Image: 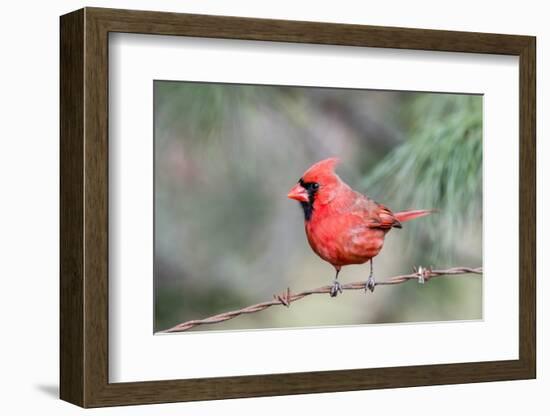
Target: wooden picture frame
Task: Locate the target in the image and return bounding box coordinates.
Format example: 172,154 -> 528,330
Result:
60,7 -> 536,408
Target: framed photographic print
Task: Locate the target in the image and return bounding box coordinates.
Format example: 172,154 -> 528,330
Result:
60,7 -> 536,408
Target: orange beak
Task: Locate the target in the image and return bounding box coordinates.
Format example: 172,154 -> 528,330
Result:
287,184 -> 309,202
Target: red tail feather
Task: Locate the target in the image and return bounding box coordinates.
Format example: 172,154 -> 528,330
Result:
394,209 -> 436,223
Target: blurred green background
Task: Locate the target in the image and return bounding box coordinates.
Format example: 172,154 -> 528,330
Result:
154,81 -> 482,333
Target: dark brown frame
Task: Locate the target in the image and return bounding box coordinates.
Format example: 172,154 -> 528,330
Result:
60,7 -> 536,408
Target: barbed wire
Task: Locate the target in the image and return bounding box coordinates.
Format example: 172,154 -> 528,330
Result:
160,266 -> 482,333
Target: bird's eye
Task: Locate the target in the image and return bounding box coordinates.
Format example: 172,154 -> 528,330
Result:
311,183 -> 320,190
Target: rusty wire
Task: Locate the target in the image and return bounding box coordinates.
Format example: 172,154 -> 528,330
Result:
160,266 -> 482,333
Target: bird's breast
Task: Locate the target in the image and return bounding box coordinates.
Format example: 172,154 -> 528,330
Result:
304,210 -> 387,267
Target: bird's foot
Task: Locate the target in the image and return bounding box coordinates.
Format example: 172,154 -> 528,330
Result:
365,275 -> 376,293
330,280 -> 343,297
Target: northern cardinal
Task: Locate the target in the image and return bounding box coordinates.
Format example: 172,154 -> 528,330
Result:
287,157 -> 434,296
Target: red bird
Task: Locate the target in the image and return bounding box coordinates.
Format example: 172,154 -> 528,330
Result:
287,158 -> 433,296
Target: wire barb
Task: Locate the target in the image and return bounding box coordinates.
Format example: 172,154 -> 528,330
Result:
413,265 -> 433,284
160,266 -> 482,333
274,287 -> 292,307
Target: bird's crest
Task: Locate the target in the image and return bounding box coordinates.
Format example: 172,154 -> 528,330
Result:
301,157 -> 340,183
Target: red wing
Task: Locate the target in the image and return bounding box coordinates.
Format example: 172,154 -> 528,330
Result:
370,204 -> 402,229
343,192 -> 401,230
358,201 -> 402,230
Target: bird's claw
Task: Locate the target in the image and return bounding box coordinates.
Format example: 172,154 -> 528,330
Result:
365,275 -> 376,293
330,280 -> 343,297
